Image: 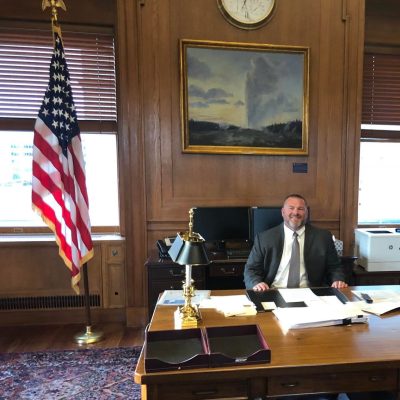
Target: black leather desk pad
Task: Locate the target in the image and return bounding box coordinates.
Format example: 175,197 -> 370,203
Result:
246,287 -> 349,312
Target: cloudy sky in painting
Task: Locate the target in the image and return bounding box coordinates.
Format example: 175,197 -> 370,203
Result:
186,46 -> 305,129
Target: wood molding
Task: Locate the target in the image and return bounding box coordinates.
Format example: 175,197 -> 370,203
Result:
116,0 -> 148,310
341,0 -> 365,255
0,308 -> 126,327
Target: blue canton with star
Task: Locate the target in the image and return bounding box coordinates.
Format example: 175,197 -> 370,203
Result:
38,31 -> 80,156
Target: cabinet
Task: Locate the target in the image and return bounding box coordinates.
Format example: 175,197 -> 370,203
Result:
145,254 -> 246,318
206,260 -> 245,290
101,242 -> 126,308
268,369 -> 397,396
353,265 -> 400,285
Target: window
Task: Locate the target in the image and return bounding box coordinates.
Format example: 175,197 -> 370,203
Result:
359,51 -> 400,225
0,131 -> 119,228
0,26 -> 119,232
359,141 -> 400,224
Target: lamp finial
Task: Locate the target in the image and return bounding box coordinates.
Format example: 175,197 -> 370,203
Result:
188,208 -> 194,237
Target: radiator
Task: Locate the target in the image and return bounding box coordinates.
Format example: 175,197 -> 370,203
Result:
0,294 -> 101,310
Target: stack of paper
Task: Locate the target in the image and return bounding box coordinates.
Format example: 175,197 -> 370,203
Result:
272,303 -> 368,330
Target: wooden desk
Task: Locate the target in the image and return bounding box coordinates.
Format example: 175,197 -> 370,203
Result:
135,286 -> 400,400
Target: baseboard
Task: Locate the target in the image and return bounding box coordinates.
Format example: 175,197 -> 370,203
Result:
0,307 -> 126,326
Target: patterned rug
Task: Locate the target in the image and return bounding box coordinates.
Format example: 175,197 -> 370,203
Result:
0,347 -> 142,399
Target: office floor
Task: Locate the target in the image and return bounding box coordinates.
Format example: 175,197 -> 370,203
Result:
0,322 -> 144,353
1,324 -> 396,400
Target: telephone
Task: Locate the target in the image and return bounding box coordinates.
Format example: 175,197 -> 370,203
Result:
156,237 -> 176,259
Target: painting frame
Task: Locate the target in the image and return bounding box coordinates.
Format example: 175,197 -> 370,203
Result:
180,39 -> 309,156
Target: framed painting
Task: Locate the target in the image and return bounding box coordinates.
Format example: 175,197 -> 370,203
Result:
180,39 -> 309,155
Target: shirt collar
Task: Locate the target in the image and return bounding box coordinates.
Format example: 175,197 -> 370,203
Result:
283,223 -> 305,238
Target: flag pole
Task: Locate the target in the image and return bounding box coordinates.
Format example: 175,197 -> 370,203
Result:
39,0 -> 103,345
74,263 -> 104,345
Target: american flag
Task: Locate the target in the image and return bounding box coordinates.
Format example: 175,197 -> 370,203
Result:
32,25 -> 94,294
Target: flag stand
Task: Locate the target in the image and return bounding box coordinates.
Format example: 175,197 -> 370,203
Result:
74,263 -> 103,345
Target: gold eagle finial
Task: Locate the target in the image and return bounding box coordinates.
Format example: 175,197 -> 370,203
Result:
42,0 -> 67,24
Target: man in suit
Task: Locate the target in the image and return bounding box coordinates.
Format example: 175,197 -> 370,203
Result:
244,194 -> 348,400
244,193 -> 347,291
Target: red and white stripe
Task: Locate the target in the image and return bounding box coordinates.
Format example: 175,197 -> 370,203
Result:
32,117 -> 93,294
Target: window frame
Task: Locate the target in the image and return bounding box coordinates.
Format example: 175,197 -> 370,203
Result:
359,46 -> 400,227
0,22 -> 119,234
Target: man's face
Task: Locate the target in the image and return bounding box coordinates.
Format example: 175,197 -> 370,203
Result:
281,197 -> 308,231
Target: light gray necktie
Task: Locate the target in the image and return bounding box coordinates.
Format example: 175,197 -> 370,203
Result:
287,232 -> 300,288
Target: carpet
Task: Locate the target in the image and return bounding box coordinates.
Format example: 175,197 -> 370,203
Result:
0,347 -> 142,400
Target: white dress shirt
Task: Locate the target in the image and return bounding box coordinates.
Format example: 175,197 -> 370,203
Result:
271,224 -> 309,288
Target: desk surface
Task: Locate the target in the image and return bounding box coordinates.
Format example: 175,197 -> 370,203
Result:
135,286 -> 400,400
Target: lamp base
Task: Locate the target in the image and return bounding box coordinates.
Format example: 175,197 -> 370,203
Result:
174,307 -> 201,329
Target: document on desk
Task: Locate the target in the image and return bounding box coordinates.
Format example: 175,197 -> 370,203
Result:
279,288 -> 323,305
200,295 -> 257,317
279,288 -> 347,306
352,289 -> 400,316
361,301 -> 400,316
272,303 -> 368,330
157,290 -> 211,306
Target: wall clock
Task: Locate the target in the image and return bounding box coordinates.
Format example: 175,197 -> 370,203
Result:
217,0 -> 276,29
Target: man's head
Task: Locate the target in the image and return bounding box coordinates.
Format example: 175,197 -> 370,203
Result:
281,194 -> 308,231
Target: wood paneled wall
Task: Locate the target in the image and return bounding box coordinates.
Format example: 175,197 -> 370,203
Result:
116,0 -> 365,325
365,0 -> 400,46
1,0 -> 370,327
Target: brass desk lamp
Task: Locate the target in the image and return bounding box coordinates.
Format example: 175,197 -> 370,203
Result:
168,208 -> 210,328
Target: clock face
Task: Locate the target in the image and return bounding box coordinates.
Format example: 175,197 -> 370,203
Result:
218,0 -> 276,28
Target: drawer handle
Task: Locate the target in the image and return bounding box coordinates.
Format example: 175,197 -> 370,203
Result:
111,249 -> 119,256
369,376 -> 384,382
221,267 -> 236,275
281,382 -> 299,388
192,389 -> 218,396
169,269 -> 184,277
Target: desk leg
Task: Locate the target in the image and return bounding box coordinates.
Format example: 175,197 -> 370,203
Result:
141,384 -> 153,400
141,385 -> 163,400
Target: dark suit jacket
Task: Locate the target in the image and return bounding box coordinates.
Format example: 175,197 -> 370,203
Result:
244,223 -> 345,289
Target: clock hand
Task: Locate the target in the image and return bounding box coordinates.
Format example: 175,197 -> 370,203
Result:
241,0 -> 249,19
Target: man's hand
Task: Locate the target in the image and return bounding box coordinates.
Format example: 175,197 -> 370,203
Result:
331,280 -> 348,289
253,282 -> 270,291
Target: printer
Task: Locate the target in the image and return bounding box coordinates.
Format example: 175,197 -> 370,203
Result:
355,228 -> 400,271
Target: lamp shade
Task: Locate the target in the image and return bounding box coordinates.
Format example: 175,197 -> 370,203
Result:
168,233 -> 210,266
